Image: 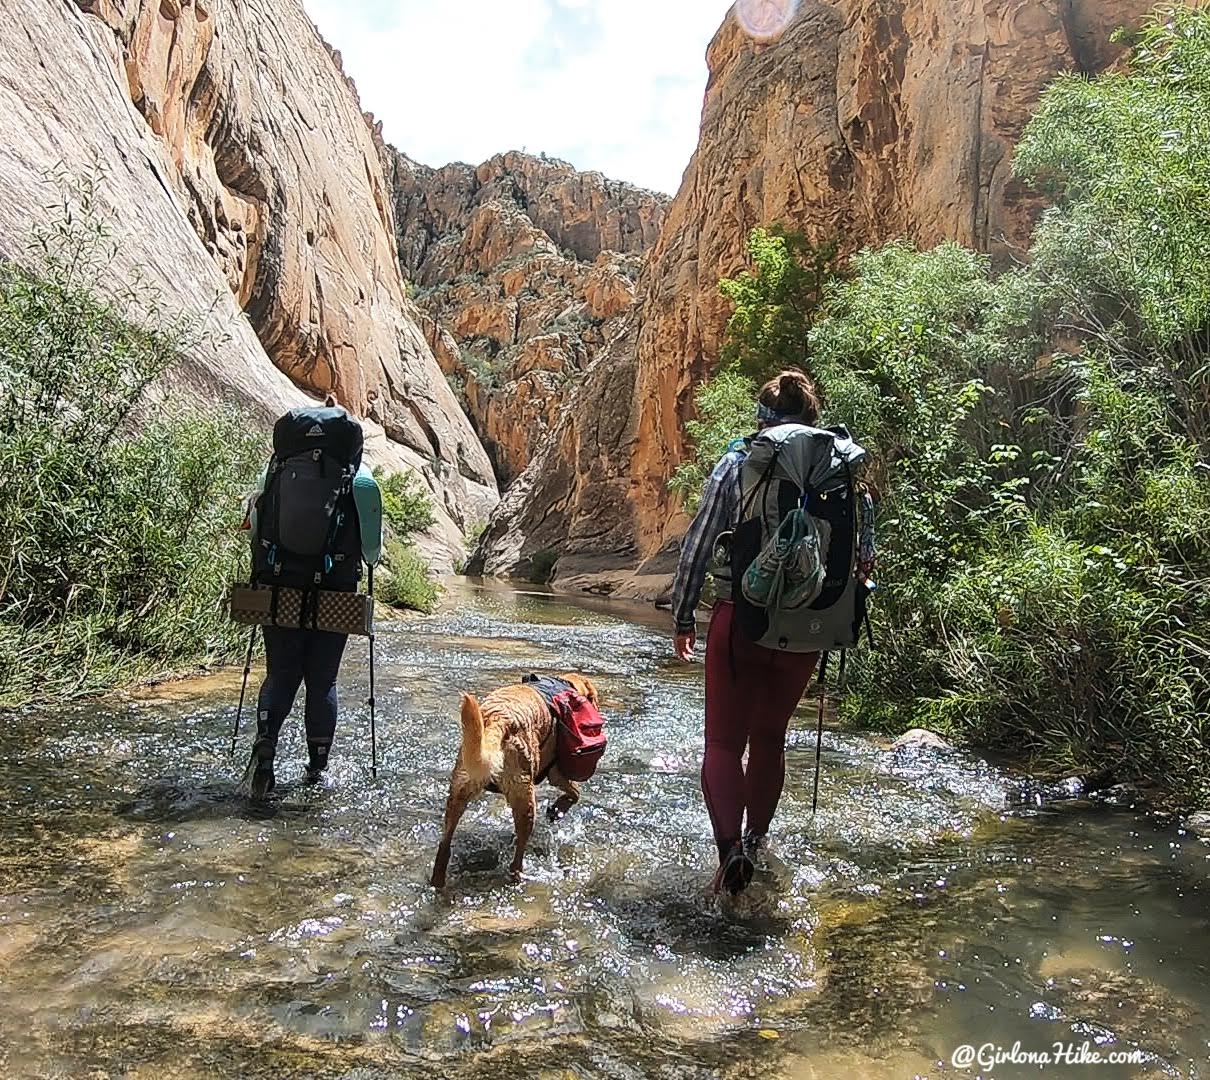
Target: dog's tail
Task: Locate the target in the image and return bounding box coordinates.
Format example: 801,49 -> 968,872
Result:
458,693 -> 492,780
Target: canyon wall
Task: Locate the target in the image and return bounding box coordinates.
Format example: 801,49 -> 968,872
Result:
474,0 -> 1167,593
0,0 -> 497,562
385,151 -> 666,489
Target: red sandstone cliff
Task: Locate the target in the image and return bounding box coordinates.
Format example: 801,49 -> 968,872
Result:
473,0 -> 1167,591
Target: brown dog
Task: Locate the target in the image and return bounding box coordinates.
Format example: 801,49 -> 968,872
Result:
430,673 -> 599,888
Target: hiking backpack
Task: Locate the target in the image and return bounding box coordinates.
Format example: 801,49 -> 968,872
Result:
724,424 -> 871,653
253,406 -> 365,591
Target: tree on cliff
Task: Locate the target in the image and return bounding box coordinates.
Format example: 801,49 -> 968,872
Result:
671,227 -> 839,508
718,226 -> 837,381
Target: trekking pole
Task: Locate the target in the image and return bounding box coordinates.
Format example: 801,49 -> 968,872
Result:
368,564 -> 378,779
230,625 -> 257,757
811,651 -> 829,815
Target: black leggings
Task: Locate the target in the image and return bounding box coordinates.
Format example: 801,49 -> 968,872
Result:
255,626 -> 349,757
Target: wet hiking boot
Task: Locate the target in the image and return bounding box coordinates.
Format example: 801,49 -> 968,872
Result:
712,840 -> 755,897
242,739 -> 276,800
304,742 -> 330,785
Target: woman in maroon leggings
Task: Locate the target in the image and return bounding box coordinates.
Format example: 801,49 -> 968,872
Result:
671,370 -> 825,896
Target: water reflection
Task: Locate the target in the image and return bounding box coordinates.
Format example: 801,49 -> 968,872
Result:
0,580 -> 1206,1077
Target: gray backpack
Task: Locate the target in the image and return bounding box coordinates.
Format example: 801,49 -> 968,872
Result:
721,424 -> 870,653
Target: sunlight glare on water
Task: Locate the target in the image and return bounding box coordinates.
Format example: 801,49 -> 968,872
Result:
0,579 -> 1207,1077
734,0 -> 800,42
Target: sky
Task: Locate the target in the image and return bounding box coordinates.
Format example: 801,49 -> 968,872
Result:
301,0 -> 737,196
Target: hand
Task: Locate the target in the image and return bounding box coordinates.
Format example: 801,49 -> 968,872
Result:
674,630 -> 697,662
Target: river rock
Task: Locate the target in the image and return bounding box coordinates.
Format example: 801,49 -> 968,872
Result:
891,729 -> 953,753
477,0 -> 1178,591
1185,811 -> 1210,840
0,0 -> 497,565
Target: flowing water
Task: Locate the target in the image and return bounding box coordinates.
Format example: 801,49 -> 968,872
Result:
1,580 -> 1208,1079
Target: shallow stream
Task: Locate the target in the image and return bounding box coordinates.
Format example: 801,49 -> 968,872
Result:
1,581 -> 1207,1078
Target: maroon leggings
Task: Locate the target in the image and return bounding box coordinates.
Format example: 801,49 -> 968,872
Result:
702,601 -> 819,853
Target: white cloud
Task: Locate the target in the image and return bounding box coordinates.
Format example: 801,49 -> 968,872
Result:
301,0 -> 734,195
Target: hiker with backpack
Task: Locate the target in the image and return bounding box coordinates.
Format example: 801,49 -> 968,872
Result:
671,370 -> 875,895
239,397 -> 383,798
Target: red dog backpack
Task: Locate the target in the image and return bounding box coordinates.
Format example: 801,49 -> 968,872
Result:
550,687 -> 607,781
522,675 -> 607,782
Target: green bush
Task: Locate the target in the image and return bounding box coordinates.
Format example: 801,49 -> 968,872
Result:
816,11 -> 1210,800
0,187 -> 262,706
718,226 -> 837,381
374,466 -> 436,537
668,368 -> 756,511
670,227 -> 840,514
378,538 -> 440,614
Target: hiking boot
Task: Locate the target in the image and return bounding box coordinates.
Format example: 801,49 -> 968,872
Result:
712,841 -> 755,897
304,742 -> 330,785
250,758 -> 276,799
242,737 -> 276,800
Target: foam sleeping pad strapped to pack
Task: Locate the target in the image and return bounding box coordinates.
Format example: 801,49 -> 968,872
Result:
229,583 -> 374,637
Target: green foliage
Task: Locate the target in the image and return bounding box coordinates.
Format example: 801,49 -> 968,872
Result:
718,226 -> 838,381
373,466 -> 436,537
814,12 -> 1210,800
670,228 -> 840,512
461,348 -> 497,389
0,184 -> 262,706
1013,7 -> 1210,350
464,519 -> 487,547
669,369 -> 756,511
378,538 -> 441,614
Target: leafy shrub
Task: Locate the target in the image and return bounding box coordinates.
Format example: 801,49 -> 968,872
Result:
816,12 -> 1210,800
0,184 -> 262,705
377,538 -> 441,614
374,466 -> 436,537
669,227 -> 840,513
668,369 -> 757,511
718,226 -> 837,381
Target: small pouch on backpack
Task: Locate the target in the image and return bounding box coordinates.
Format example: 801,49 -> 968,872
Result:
741,509 -> 824,611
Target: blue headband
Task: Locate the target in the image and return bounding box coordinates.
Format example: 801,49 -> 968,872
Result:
757,403 -> 800,425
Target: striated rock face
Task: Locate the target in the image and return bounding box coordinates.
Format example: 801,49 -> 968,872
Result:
0,0 -> 496,564
385,151 -> 667,488
476,0 -> 1165,591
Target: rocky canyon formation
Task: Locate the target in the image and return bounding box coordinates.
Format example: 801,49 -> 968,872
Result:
0,0 -> 496,563
474,0 -> 1172,594
385,151 -> 667,488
